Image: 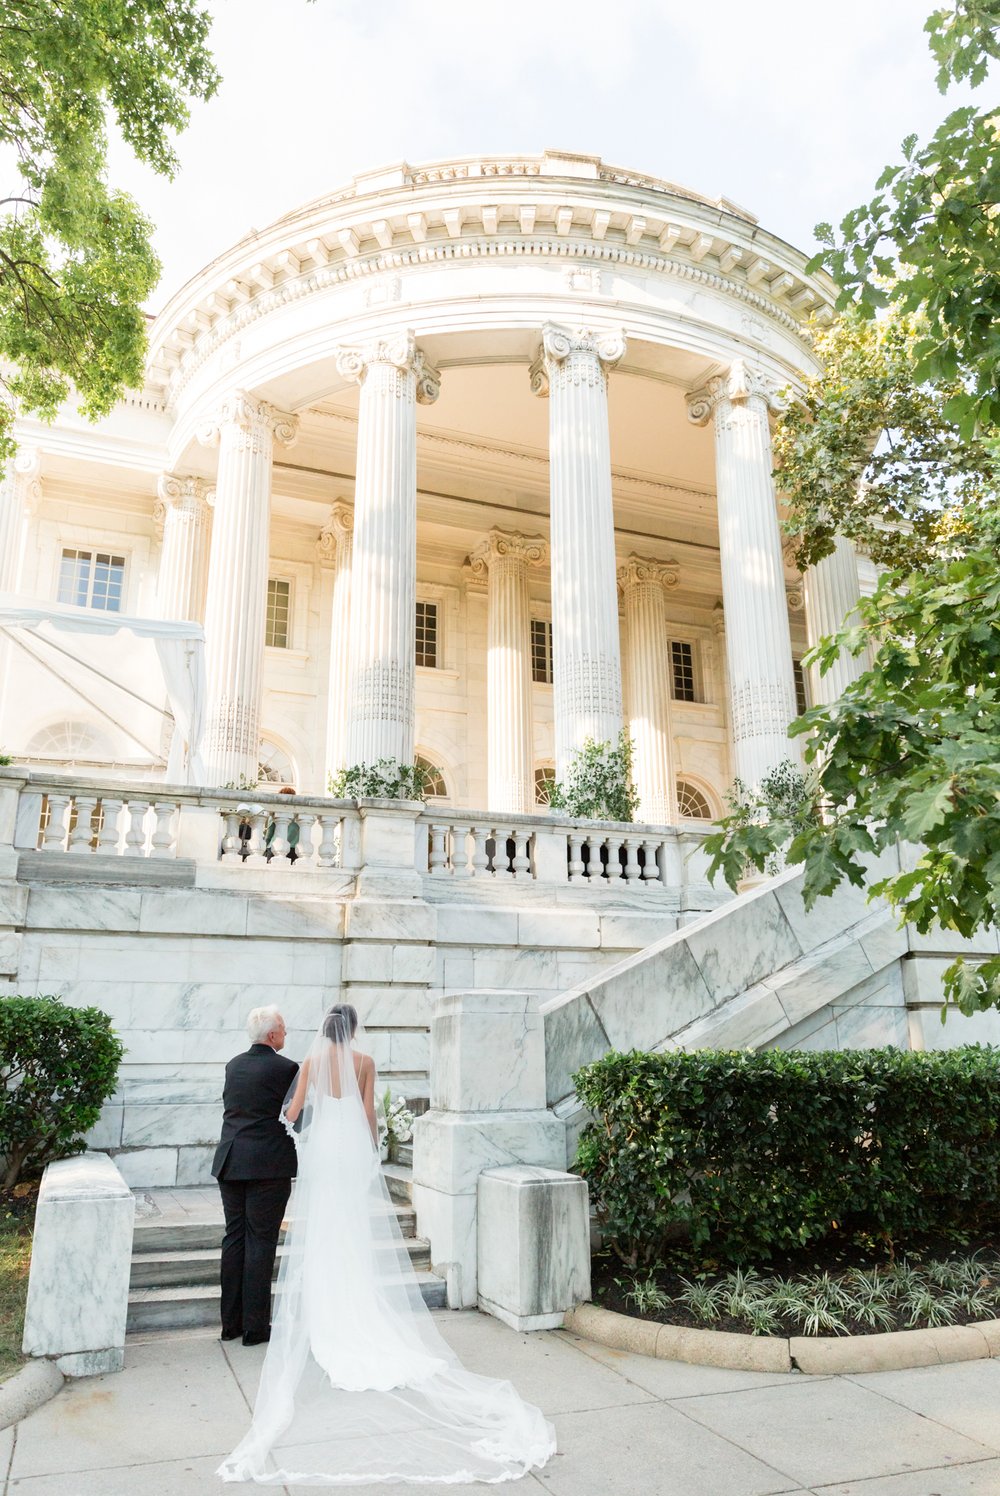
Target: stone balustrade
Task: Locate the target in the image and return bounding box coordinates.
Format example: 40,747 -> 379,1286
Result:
0,767 -> 713,895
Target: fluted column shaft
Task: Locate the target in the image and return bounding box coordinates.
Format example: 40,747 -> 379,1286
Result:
197,392 -> 298,786
688,361 -> 797,790
619,556 -> 679,824
0,448 -> 41,743
318,500 -> 354,783
154,474 -> 213,622
471,530 -> 546,814
531,324 -> 625,777
802,534 -> 870,706
337,333 -> 439,768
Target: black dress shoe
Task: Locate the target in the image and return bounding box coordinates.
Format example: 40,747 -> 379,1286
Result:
242,1329 -> 270,1346
220,1329 -> 242,1342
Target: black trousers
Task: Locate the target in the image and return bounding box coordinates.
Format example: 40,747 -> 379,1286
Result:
217,1175 -> 292,1337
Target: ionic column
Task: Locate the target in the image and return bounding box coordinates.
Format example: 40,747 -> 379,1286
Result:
530,324 -> 625,777
197,392 -> 298,786
154,474 -> 213,621
687,361 -> 798,790
336,333 -> 439,768
317,499 -> 354,785
470,529 -> 547,815
802,535 -> 870,706
618,555 -> 680,825
0,447 -> 41,596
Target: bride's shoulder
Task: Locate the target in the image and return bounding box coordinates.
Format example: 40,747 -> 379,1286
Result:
354,1049 -> 374,1074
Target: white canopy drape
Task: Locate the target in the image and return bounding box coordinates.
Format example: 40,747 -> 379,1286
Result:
0,595 -> 207,784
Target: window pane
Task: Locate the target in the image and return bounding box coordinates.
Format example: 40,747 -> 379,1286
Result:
266,578 -> 291,648
58,549 -> 92,608
531,619 -> 553,684
793,659 -> 808,717
677,780 -> 713,819
415,601 -> 438,668
670,640 -> 696,702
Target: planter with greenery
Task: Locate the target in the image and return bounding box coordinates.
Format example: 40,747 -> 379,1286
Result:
549,734 -> 638,823
328,760 -> 429,802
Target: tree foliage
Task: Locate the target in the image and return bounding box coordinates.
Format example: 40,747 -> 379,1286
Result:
0,994 -> 124,1187
814,2 -> 1000,435
0,0 -> 219,468
550,733 -> 638,823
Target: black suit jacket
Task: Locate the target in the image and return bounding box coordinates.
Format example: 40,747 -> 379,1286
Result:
212,1044 -> 299,1182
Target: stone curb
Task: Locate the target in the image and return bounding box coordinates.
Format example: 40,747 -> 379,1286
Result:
562,1304 -> 1000,1376
0,1359 -> 64,1431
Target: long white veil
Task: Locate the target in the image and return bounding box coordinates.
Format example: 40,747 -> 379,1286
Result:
218,1005 -> 556,1485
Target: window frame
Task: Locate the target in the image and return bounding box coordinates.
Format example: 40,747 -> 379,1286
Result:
668,636 -> 701,704
56,547 -> 128,613
415,598 -> 440,670
530,618 -> 554,686
265,575 -> 294,650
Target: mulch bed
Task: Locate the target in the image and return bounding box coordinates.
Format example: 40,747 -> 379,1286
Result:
0,1182 -> 37,1379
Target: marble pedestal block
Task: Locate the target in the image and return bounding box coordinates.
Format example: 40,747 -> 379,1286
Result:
478,1165 -> 591,1331
413,990 -> 567,1308
23,1152 -> 135,1375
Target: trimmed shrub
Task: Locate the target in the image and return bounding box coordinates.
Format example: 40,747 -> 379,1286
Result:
0,995 -> 124,1187
573,1047 -> 1000,1267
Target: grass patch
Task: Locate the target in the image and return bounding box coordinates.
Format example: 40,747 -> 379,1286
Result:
0,1184 -> 36,1379
597,1249 -> 1000,1338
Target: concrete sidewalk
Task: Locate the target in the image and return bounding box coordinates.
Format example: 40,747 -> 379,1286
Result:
2,1312 -> 1000,1495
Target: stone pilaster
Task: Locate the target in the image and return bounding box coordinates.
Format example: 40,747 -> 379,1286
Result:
197,392 -> 298,787
470,529 -> 547,815
802,535 -> 870,706
0,447 -> 41,595
317,499 -> 354,785
530,324 -> 625,777
618,555 -> 679,824
336,332 -> 439,768
687,361 -> 797,790
153,474 -> 214,622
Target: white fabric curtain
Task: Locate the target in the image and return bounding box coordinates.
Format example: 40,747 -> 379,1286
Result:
0,594 -> 207,784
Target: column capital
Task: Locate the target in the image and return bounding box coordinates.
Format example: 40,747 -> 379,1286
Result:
529,323 -> 626,397
196,391 -> 299,453
316,499 -> 354,564
617,553 -> 679,593
469,528 -> 547,578
7,445 -> 43,515
686,358 -> 785,426
335,331 -> 440,404
154,473 -> 214,537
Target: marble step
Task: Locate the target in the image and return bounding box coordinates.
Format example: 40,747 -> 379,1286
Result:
392,1142 -> 414,1168
132,1203 -> 416,1254
382,1163 -> 413,1206
127,1271 -> 448,1334
131,1235 -> 431,1289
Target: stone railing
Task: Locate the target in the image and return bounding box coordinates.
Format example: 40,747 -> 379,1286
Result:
0,768 -> 714,896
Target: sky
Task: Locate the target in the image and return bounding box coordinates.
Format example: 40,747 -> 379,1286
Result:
105,0 -> 961,313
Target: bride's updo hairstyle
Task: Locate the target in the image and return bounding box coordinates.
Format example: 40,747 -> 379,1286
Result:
323,1004 -> 358,1044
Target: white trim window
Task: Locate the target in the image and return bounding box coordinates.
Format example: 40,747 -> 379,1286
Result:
530,619 -> 553,685
57,549 -> 126,612
415,600 -> 438,668
792,658 -> 809,717
265,578 -> 292,648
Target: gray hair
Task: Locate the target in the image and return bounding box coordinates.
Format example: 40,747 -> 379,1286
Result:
247,1005 -> 283,1044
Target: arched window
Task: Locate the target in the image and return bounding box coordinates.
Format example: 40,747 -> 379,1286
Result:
676,780 -> 715,820
415,755 -> 448,801
534,764 -> 556,807
27,721 -> 113,761
258,738 -> 296,787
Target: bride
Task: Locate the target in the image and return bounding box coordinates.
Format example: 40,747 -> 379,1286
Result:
218,1004 -> 556,1485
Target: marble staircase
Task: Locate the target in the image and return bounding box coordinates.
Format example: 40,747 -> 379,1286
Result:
126,1174 -> 443,1335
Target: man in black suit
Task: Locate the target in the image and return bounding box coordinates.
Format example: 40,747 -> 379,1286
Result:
213,1005 -> 298,1345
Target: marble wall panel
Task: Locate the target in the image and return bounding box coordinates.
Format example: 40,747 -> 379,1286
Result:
139,889 -> 248,937
345,901 -> 436,942
478,1167 -> 590,1329
772,869 -> 877,954
599,912 -> 678,949
120,1030 -> 187,1064
517,910 -> 600,949
411,1182 -> 478,1308
679,984 -> 788,1052
0,883 -> 27,925
907,1001 -> 1000,1051
244,898 -> 345,940
114,1146 -> 178,1187
431,993 -> 545,1113
176,1145 -> 217,1186
770,1006 -> 840,1052
345,986 -> 432,1027
26,886 -> 142,932
434,907 -> 518,946
906,923 -> 1000,956
542,994 -> 611,1107
391,945 -> 436,984
832,962 -> 905,1012
764,938 -> 875,1028
472,948 -> 560,991
122,1103 -> 221,1148
0,931 -> 19,975
414,1111 -> 566,1199
85,1105 -> 123,1150
684,891 -> 801,1002
442,953 -> 475,989
858,913 -> 909,973
588,939 -> 715,1052
833,1003 -> 909,1049
389,1030 -> 430,1070
342,944 -> 394,982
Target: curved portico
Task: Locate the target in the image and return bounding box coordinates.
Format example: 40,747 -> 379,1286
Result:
2,151 -> 867,815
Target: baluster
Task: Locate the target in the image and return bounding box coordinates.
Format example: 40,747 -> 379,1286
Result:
97,798 -> 124,854
567,833 -> 585,883
294,812 -> 317,866
243,811 -> 267,866
640,837 -> 662,885
123,800 -> 150,857
512,830 -> 532,877
148,802 -> 177,859
452,826 -> 473,877
429,824 -> 449,875
67,796 -> 98,853
268,809 -> 291,862
317,813 -> 339,868
220,810 -> 242,861
623,835 -> 642,882
471,826 -> 491,877
40,794 -> 71,852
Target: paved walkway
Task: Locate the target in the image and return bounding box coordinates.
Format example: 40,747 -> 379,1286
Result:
2,1313 -> 1000,1495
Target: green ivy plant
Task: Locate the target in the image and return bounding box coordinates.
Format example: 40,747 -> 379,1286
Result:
0,752 -> 11,767
0,995 -> 124,1187
707,760 -> 823,882
328,759 -> 429,802
550,733 -> 638,823
222,775 -> 260,792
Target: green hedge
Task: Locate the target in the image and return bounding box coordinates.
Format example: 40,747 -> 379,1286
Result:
572,1047 -> 1000,1267
0,995 -> 123,1187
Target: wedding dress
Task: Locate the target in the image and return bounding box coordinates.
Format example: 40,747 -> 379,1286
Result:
218,1009 -> 556,1485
